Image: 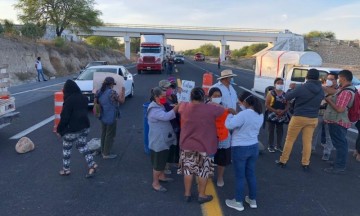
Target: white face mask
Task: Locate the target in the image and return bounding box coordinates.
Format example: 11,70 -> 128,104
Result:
211,97 -> 222,104
337,79 -> 341,87
325,79 -> 333,87
239,105 -> 246,110
275,84 -> 284,90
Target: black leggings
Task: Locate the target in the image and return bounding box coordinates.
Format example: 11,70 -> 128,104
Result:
268,121 -> 284,148
356,121 -> 360,154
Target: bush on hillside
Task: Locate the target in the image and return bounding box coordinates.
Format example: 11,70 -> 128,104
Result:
231,43 -> 267,58
20,23 -> 46,40
85,36 -> 120,50
54,37 -> 66,48
305,31 -> 336,40
0,23 -> 4,35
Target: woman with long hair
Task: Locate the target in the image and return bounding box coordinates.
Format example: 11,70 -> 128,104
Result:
225,91 -> 263,212
265,78 -> 289,153
94,77 -> 125,159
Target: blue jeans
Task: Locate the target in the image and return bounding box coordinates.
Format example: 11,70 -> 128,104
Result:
37,69 -> 46,81
328,123 -> 348,169
232,144 -> 258,202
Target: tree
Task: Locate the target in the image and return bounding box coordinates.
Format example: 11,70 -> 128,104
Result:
0,23 -> 4,35
15,0 -> 103,37
85,36 -> 120,49
305,31 -> 336,40
3,19 -> 18,35
20,22 -> 46,39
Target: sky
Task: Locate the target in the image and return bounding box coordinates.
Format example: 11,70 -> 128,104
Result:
1,0 -> 360,51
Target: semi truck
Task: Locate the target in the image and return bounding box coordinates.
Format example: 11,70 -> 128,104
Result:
0,65 -> 19,129
252,51 -> 345,93
137,35 -> 166,74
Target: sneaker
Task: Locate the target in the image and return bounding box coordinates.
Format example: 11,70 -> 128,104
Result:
225,199 -> 244,211
245,196 -> 257,208
322,154 -> 330,161
274,147 -> 283,153
217,180 -> 224,187
324,167 -> 345,175
268,147 -> 275,153
102,154 -> 117,159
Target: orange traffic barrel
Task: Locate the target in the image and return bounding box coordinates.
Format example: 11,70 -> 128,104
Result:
202,72 -> 213,96
54,91 -> 64,132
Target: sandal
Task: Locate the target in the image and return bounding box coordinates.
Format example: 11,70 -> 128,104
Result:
85,163 -> 98,178
59,169 -> 71,176
152,185 -> 167,192
159,177 -> 174,183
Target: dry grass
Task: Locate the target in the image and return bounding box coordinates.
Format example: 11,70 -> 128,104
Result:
49,56 -> 66,76
14,72 -> 34,81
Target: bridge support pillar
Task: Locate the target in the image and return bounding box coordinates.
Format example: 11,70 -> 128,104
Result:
124,36 -> 131,60
220,39 -> 226,62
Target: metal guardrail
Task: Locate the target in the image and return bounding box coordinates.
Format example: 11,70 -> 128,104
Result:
102,23 -> 285,34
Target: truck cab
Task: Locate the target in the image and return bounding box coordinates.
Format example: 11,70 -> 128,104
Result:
137,35 -> 165,74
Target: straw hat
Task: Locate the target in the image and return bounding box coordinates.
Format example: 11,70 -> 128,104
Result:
217,69 -> 237,80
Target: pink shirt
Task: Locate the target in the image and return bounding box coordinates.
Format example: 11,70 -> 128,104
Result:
179,102 -> 225,155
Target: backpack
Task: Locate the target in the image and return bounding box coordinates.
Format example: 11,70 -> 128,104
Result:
339,87 -> 360,122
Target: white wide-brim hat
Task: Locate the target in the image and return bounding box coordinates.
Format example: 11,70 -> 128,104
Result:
217,69 -> 237,80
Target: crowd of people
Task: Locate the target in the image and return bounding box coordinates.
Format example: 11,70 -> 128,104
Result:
55,67 -> 360,212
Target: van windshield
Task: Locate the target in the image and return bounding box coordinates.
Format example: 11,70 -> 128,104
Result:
77,68 -> 117,80
141,47 -> 161,53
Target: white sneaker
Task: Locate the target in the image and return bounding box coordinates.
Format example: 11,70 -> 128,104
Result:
245,196 -> 257,208
225,199 -> 244,211
217,180 -> 224,187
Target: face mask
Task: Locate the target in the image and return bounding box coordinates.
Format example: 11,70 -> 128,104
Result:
325,79 -> 333,87
275,84 -> 284,90
211,97 -> 221,104
239,105 -> 246,111
337,79 -> 341,87
159,97 -> 167,105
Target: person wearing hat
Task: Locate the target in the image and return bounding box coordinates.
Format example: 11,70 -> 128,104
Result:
276,68 -> 324,171
211,70 -> 238,110
94,77 -> 125,159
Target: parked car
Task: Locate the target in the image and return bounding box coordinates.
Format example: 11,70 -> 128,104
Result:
74,65 -> 134,106
174,55 -> 185,64
194,53 -> 205,61
78,61 -> 108,74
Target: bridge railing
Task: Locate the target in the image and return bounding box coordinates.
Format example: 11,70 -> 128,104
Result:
102,23 -> 285,34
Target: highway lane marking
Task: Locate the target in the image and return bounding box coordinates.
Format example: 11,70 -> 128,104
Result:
11,83 -> 65,96
201,179 -> 223,216
10,115 -> 55,140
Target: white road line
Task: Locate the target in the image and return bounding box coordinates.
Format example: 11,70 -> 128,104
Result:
10,115 -> 55,139
12,83 -> 65,96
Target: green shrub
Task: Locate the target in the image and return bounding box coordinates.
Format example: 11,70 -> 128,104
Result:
54,37 -> 66,47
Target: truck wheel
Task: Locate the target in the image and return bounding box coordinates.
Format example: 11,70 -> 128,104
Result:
137,70 -> 141,74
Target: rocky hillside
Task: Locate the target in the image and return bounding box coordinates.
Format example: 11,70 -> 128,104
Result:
308,42 -> 360,75
0,36 -> 129,85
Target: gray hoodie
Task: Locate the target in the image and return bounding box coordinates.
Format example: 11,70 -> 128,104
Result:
285,80 -> 324,118
147,101 -> 176,152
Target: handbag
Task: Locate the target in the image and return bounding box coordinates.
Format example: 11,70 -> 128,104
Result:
267,111 -> 290,123
93,103 -> 101,118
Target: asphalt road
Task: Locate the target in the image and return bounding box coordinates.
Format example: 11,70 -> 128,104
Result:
1,59 -> 359,216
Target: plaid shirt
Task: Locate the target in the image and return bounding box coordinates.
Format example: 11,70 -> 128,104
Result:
326,89 -> 353,128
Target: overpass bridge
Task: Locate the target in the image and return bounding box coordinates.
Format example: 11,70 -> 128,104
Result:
78,24 -> 304,60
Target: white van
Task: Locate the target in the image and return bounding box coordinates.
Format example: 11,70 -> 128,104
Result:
252,51 -> 360,93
